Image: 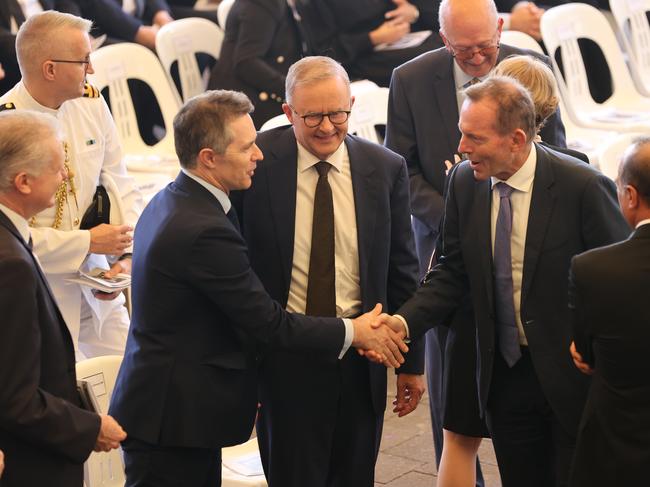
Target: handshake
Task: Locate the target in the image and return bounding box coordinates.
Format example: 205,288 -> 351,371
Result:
351,304 -> 409,368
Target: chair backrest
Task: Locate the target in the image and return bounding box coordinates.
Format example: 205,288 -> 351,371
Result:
597,131 -> 640,180
218,0 -> 235,29
348,87 -> 389,144
541,4 -> 644,112
260,113 -> 291,131
609,0 -> 650,95
499,30 -> 544,54
76,355 -> 125,487
89,43 -> 181,156
156,17 -> 224,102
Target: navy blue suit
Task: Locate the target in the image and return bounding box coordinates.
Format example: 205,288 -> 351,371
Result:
235,128 -> 421,486
109,172 -> 349,486
0,211 -> 99,487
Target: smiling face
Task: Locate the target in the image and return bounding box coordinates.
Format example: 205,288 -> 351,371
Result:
457,98 -> 520,181
51,27 -> 94,101
215,114 -> 263,193
284,76 -> 353,161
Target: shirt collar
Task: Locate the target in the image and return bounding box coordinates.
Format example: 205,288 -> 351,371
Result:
453,62 -> 489,91
296,139 -> 347,174
181,168 -> 231,214
636,218 -> 650,229
0,202 -> 31,245
15,80 -> 61,115
491,144 -> 537,193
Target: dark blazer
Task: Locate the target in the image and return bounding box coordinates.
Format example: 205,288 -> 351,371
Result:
237,127 -> 422,410
109,172 -> 347,449
208,0 -> 302,128
80,0 -> 171,42
0,0 -> 80,94
396,143 -> 630,436
385,44 -> 567,267
295,0 -> 443,86
568,223 -> 650,487
0,211 -> 100,487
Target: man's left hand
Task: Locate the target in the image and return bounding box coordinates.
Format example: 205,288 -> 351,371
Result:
93,258 -> 131,301
394,373 -> 425,417
570,341 -> 594,375
385,0 -> 419,25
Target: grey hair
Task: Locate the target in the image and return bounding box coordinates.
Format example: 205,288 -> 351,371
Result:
16,11 -> 92,75
0,110 -> 62,192
173,90 -> 254,169
285,56 -> 350,105
439,0 -> 498,37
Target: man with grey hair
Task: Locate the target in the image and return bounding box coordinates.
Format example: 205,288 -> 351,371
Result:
109,89 -> 409,487
0,110 -> 126,487
384,0 -> 567,480
377,75 -> 629,486
0,10 -> 143,360
236,56 -> 422,487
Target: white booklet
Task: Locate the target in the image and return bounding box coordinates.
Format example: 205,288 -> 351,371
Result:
375,30 -> 432,51
67,268 -> 131,293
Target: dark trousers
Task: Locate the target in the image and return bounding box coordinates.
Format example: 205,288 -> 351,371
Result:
123,436 -> 222,487
257,351 -> 382,487
487,349 -> 575,487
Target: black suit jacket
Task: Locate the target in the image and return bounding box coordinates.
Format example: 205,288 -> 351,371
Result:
208,0 -> 302,128
0,211 -> 100,487
109,172 -> 347,449
569,223 -> 650,486
385,44 -> 567,268
235,128 -> 422,416
79,0 -> 171,42
396,144 -> 630,435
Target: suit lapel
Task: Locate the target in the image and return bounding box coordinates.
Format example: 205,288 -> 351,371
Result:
433,55 -> 462,155
521,144 -> 556,302
265,129 -> 299,290
346,136 -> 376,304
473,179 -> 494,307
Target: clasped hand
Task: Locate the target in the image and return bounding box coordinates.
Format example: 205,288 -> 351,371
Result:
352,304 -> 408,368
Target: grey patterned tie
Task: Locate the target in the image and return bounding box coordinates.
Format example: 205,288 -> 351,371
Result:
493,182 -> 521,367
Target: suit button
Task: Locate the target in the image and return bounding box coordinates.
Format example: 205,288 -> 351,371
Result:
259,91 -> 269,101
276,55 -> 285,64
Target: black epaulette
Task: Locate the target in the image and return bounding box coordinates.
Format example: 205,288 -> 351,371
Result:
0,102 -> 16,112
82,83 -> 100,99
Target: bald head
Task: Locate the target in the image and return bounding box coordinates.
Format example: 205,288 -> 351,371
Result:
620,138 -> 650,208
439,0 -> 499,38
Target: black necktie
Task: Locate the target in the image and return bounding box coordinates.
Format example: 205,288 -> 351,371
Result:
27,235 -> 33,250
305,161 -> 336,317
226,208 -> 240,233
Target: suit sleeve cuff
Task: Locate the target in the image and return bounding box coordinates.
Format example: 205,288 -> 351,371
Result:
339,318 -> 354,359
394,314 -> 411,342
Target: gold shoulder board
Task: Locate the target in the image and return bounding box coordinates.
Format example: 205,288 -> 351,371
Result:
82,83 -> 100,99
0,102 -> 16,111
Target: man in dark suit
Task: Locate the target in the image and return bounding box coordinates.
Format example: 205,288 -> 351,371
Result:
108,89 -> 409,487
377,76 -> 630,486
0,110 -> 126,487
0,0 -> 80,94
384,0 -> 566,477
568,138 -> 650,487
235,56 -> 423,487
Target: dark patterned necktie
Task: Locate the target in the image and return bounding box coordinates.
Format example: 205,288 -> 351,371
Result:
226,208 -> 240,233
305,161 -> 336,317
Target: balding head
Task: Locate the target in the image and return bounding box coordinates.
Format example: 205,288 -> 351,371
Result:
16,11 -> 91,77
439,0 -> 502,78
618,138 -> 650,226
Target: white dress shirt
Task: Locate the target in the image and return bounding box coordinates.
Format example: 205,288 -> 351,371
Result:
453,62 -> 489,116
490,145 -> 537,345
183,168 -> 354,357
636,218 -> 650,229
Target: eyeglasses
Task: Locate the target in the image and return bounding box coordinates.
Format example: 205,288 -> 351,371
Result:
290,105 -> 351,128
445,29 -> 501,61
51,58 -> 92,69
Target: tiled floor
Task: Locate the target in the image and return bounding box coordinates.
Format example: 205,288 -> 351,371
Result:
375,374 -> 502,487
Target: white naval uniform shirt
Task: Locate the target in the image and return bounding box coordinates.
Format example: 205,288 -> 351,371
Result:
0,81 -> 144,349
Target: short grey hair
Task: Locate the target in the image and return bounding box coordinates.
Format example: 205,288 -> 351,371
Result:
439,0 -> 498,37
0,110 -> 62,192
16,11 -> 92,76
285,56 -> 350,105
464,76 -> 537,142
173,90 -> 254,169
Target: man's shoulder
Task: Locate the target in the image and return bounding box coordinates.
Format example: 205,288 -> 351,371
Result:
536,143 -> 601,183
256,125 -> 293,149
393,47 -> 450,81
347,134 -> 403,165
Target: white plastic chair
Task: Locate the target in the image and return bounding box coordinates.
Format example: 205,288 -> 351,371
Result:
76,355 -> 125,487
260,113 -> 291,131
500,30 -> 544,53
156,17 -> 224,102
89,43 -> 182,157
597,132 -> 641,181
222,438 -> 268,487
609,0 -> 650,96
541,3 -> 650,132
217,0 -> 235,29
348,86 -> 389,144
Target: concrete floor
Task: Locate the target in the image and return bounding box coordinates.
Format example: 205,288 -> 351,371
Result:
375,373 -> 502,487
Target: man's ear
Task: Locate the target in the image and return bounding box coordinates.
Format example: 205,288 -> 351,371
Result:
42,60 -> 56,82
282,103 -> 294,125
511,128 -> 528,152
13,172 -> 32,195
197,147 -> 218,169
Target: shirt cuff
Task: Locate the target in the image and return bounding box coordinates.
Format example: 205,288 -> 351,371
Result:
393,314 -> 411,342
500,13 -> 511,30
339,318 -> 354,359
